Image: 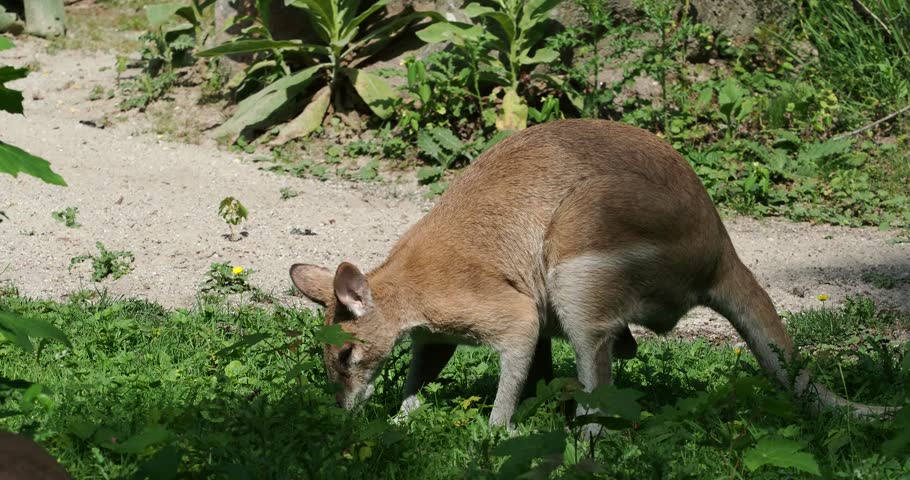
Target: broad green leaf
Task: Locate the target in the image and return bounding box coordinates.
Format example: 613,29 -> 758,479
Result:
492,430 -> 566,479
463,3 -> 496,18
314,323 -> 358,346
344,68 -> 396,119
286,0 -> 335,44
519,48 -> 558,65
430,127 -> 464,152
144,3 -> 183,29
718,78 -> 745,115
0,142 -> 66,185
214,332 -> 270,358
346,11 -> 443,61
743,437 -> 821,476
197,39 -> 328,57
799,138 -> 854,163
19,383 -> 53,412
573,384 -> 644,422
345,0 -> 389,34
256,0 -> 273,30
513,378 -> 583,424
415,21 -> 484,44
225,59 -> 277,90
132,444 -> 180,480
417,129 -> 445,163
495,88 -> 527,131
273,85 -> 331,144
0,65 -> 28,114
464,3 -> 515,44
524,0 -> 562,25
107,425 -> 172,454
0,310 -> 71,353
214,63 -> 328,143
0,37 -> 13,51
416,166 -> 443,183
883,407 -> 910,456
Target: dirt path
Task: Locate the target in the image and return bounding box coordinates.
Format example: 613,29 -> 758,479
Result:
2,40 -> 908,344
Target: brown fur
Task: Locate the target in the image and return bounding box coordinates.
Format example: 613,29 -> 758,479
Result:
290,119 -> 890,426
0,432 -> 70,480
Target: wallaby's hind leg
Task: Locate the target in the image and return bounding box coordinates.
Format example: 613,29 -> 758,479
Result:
613,326 -> 637,359
522,337 -> 554,399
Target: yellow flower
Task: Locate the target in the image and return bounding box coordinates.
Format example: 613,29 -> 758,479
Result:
733,348 -> 742,355
817,294 -> 829,302
232,266 -> 244,275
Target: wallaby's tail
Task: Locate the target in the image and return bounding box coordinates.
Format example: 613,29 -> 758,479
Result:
705,248 -> 894,419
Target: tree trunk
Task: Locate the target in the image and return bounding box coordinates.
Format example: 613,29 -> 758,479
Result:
24,0 -> 65,38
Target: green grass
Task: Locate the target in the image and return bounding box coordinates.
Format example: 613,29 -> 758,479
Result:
1,291 -> 909,478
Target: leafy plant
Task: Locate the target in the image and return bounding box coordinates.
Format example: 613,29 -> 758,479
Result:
119,1 -> 215,111
200,262 -> 254,294
415,127 -> 511,195
545,0 -> 630,118
69,242 -> 135,282
0,38 -> 66,186
416,0 -> 561,131
218,196 -> 248,241
141,1 -> 214,77
51,207 -> 81,228
279,187 -> 298,200
197,0 -> 442,144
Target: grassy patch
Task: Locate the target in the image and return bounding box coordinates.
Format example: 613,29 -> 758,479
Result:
0,292 -> 908,478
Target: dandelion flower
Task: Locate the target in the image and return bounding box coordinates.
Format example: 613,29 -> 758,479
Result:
232,266 -> 244,275
734,348 -> 742,355
817,294 -> 829,302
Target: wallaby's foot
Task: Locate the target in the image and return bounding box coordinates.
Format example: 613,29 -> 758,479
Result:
391,395 -> 422,425
613,326 -> 638,360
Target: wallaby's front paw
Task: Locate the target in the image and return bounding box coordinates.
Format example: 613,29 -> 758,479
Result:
391,395 -> 422,425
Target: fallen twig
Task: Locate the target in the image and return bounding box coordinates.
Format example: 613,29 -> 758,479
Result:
852,0 -> 894,39
832,105 -> 910,140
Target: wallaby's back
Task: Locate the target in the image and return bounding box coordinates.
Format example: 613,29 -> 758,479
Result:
379,119 -> 723,301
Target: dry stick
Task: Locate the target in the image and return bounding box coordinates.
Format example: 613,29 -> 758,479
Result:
832,105 -> 910,141
852,0 -> 893,39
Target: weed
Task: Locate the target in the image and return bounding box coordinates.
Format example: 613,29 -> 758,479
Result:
416,0 -> 562,131
862,272 -> 898,290
51,207 -> 80,228
68,242 -> 135,282
217,196 -> 248,241
279,187 -> 298,200
197,1 -> 442,144
200,262 -> 253,295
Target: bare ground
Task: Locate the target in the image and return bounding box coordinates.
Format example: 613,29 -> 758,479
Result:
2,38 -> 908,345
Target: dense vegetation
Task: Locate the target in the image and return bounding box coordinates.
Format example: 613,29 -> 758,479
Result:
0,288 -> 908,478
2,0 -> 909,478
173,0 -> 909,229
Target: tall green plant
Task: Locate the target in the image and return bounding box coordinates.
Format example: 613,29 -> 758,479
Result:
198,0 -> 441,144
800,0 -> 910,110
416,0 -> 561,131
0,37 -> 65,186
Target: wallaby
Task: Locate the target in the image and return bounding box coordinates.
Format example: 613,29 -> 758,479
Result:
290,119 -> 890,427
0,432 -> 70,480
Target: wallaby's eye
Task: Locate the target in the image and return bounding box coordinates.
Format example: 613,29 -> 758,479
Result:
338,345 -> 354,368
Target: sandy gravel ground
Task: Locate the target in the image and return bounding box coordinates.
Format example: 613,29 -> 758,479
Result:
2,39 -> 908,344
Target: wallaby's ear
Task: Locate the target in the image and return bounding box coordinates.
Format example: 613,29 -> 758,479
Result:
334,262 -> 371,318
289,264 -> 334,306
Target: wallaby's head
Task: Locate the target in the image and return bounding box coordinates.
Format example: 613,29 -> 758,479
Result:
289,262 -> 396,409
